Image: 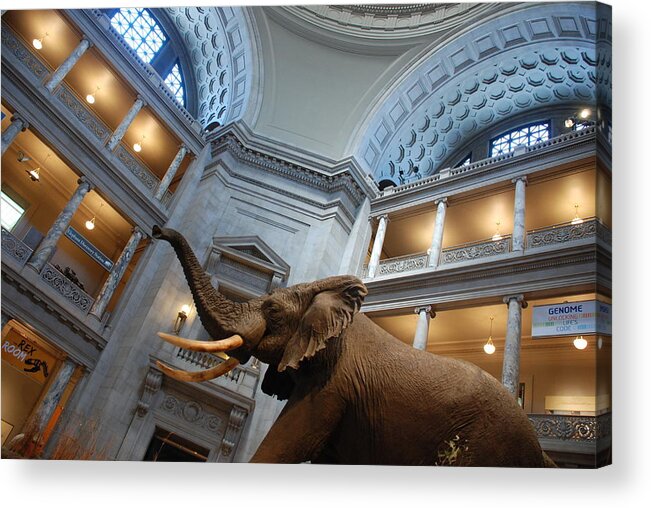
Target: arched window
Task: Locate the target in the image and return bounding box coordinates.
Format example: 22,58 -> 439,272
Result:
109,8 -> 186,107
489,122 -> 550,157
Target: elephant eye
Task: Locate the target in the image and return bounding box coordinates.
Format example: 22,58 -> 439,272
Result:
263,299 -> 285,328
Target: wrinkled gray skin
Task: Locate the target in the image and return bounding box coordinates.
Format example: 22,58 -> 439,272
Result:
153,226 -> 555,466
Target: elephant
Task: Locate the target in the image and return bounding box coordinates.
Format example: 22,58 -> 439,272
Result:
151,225 -> 556,467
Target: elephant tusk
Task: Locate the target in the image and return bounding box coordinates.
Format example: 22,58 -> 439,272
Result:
157,331 -> 244,353
155,357 -> 240,382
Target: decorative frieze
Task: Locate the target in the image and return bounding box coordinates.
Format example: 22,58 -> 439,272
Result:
527,218 -> 599,249
1,24 -> 50,81
376,252 -> 428,277
160,395 -> 222,433
40,263 -> 94,312
114,144 -> 159,192
1,227 -> 33,266
441,237 -> 511,265
528,413 -> 611,442
56,85 -> 110,142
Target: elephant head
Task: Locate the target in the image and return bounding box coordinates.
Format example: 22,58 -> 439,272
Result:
151,226 -> 367,393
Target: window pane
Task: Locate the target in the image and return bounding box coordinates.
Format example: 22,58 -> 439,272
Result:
110,8 -> 167,64
164,63 -> 185,107
489,122 -> 550,157
1,191 -> 25,230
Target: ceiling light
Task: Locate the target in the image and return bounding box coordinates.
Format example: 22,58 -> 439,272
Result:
86,86 -> 100,104
564,117 -> 575,129
579,108 -> 591,120
492,221 -> 502,241
573,335 -> 588,350
133,135 -> 145,153
32,32 -> 48,50
484,316 -> 496,355
26,167 -> 40,182
571,204 -> 583,225
85,202 -> 103,231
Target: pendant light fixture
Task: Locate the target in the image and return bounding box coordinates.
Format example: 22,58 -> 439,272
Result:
32,32 -> 49,50
491,221 -> 502,241
26,153 -> 50,183
85,202 -> 103,231
86,86 -> 100,104
571,204 -> 583,225
133,135 -> 146,153
573,335 -> 588,350
483,316 -> 496,355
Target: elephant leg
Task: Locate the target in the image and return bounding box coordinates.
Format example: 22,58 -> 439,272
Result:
250,388 -> 345,464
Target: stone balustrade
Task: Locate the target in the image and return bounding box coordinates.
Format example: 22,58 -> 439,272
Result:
527,217 -> 602,250
1,227 -> 33,267
363,251 -> 428,278
528,413 -> 611,443
440,236 -> 511,265
40,263 -> 95,313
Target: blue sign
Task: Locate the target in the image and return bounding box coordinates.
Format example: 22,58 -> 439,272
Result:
65,226 -> 113,271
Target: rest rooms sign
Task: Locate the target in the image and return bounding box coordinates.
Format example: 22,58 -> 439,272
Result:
65,226 -> 113,271
532,300 -> 612,338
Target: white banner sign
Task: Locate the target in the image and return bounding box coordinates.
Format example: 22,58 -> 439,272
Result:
532,300 -> 612,338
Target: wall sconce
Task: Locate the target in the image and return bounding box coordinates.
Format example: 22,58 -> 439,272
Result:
32,32 -> 49,50
26,153 -> 50,183
133,135 -> 146,153
573,335 -> 588,350
483,316 -> 496,355
565,108 -> 593,129
86,86 -> 100,104
85,202 -> 103,231
491,221 -> 502,241
173,304 -> 192,335
571,204 -> 583,225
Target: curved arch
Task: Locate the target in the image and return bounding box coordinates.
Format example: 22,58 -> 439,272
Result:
165,6 -> 259,128
352,2 -> 611,183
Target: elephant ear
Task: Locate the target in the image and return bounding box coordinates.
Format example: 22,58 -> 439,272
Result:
278,279 -> 366,372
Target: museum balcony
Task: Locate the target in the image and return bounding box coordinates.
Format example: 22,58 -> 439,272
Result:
1,116 -> 148,350
361,126 -> 611,304
1,10 -> 200,218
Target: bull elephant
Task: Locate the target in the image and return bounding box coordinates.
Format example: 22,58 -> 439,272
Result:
151,225 -> 555,467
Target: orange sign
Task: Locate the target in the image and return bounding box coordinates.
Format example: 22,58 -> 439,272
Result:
1,332 -> 56,385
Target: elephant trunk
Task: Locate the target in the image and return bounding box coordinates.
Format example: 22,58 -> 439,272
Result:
152,226 -> 248,340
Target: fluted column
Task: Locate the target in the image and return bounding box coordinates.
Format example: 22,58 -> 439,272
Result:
428,197 -> 448,267
107,96 -> 145,151
412,306 -> 433,351
89,227 -> 145,319
501,295 -> 527,397
154,145 -> 188,201
511,176 -> 527,252
9,359 -> 76,457
367,214 -> 389,278
1,114 -> 29,155
45,38 -> 91,93
28,178 -> 93,272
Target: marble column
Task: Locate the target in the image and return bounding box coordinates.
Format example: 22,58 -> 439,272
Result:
89,227 -> 145,319
428,197 -> 448,267
511,176 -> 527,252
154,145 -> 188,201
367,214 -> 389,278
107,96 -> 145,151
45,38 -> 91,93
28,178 -> 93,272
1,114 -> 29,155
501,294 -> 527,397
412,306 -> 433,351
10,358 -> 76,456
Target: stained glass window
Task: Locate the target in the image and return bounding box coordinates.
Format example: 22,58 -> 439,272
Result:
489,122 -> 550,157
110,8 -> 167,64
164,63 -> 185,107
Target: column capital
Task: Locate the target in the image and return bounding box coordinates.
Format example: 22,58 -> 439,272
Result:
76,176 -> 94,191
80,36 -> 93,48
503,294 -> 528,308
10,114 -> 29,130
135,95 -> 147,106
415,305 -> 435,318
434,197 -> 448,207
511,175 -> 528,185
377,213 -> 390,224
132,225 -> 146,238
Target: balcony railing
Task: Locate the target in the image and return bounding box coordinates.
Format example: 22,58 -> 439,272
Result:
528,413 -> 611,443
1,227 -> 33,267
40,263 -> 95,313
362,218 -> 608,279
175,347 -> 261,398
